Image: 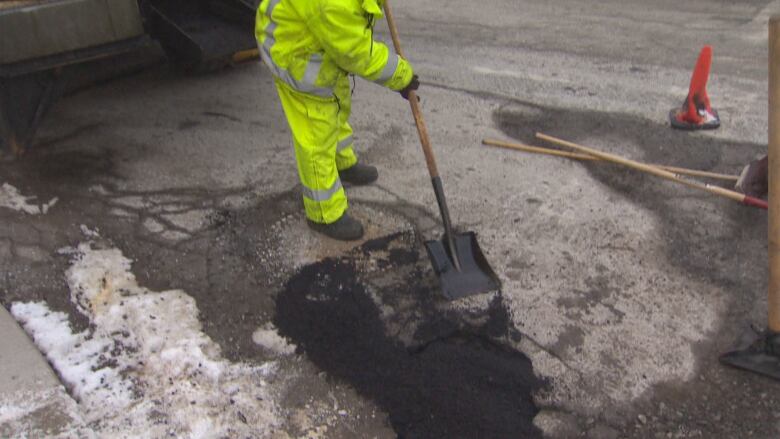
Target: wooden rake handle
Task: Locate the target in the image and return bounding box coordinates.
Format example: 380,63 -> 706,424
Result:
482,138 -> 739,182
535,133 -> 767,210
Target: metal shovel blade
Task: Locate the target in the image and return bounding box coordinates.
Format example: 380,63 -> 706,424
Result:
424,232 -> 501,300
720,331 -> 780,381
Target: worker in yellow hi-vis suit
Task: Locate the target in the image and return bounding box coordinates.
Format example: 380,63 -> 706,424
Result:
255,0 -> 419,241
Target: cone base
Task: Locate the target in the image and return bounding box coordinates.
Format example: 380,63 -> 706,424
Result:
669,108 -> 720,130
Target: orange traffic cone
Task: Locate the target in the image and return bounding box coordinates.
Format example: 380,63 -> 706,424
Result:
670,45 -> 720,130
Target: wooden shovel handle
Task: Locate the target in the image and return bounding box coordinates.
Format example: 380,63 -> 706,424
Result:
383,0 -> 406,59
769,16 -> 780,331
383,0 -> 439,178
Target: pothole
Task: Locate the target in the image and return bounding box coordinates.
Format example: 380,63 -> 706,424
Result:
274,232 -> 543,439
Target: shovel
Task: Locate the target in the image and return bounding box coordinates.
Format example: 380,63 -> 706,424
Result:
383,1 -> 500,300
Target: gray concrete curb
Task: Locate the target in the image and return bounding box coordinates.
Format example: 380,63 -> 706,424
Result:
0,305 -> 89,437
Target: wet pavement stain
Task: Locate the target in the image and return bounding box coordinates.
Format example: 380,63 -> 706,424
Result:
494,101 -> 767,317
274,233 -> 542,439
493,100 -> 767,312
493,102 -> 780,438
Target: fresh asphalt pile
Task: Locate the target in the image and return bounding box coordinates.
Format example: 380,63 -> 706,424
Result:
274,233 -> 542,438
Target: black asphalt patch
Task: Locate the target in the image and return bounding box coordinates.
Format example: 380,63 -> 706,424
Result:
275,233 -> 542,439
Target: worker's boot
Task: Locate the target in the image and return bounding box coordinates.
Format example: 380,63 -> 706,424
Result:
735,155 -> 768,198
339,162 -> 378,185
307,212 -> 364,241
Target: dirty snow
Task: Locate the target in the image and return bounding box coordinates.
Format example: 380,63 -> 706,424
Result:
0,183 -> 57,214
252,323 -> 297,356
10,239 -> 285,438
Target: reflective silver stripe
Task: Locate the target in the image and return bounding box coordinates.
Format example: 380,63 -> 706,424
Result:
259,41 -> 333,98
337,136 -> 353,152
259,6 -> 333,98
266,0 -> 281,17
373,52 -> 399,85
265,21 -> 277,37
302,179 -> 343,202
303,53 -> 323,89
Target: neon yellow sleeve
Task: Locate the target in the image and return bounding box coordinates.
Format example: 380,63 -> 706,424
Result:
309,0 -> 414,91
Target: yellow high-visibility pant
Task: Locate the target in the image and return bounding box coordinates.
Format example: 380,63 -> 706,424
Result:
274,76 -> 358,224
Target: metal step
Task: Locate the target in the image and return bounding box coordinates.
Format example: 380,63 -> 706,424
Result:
146,0 -> 257,71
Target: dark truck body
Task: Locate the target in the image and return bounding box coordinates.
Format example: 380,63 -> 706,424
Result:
0,0 -> 259,155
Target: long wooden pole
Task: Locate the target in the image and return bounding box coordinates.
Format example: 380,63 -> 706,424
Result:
383,1 -> 439,179
483,138 -> 739,181
383,0 -> 462,271
768,17 -> 780,332
537,133 -> 768,210
483,139 -> 598,161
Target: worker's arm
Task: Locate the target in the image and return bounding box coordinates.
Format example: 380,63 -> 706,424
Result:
309,0 -> 414,91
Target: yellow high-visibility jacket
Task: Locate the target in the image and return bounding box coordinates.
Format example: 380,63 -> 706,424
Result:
255,0 -> 414,99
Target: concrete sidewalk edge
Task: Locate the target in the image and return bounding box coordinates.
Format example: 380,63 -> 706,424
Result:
0,304 -> 89,437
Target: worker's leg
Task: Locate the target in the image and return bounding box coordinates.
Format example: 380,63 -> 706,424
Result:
274,79 -> 347,224
334,77 -> 358,171
334,76 -> 378,185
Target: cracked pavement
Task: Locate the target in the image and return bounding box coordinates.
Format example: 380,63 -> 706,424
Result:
3,0 -> 780,437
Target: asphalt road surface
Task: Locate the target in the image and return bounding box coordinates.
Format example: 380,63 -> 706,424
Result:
1,0 -> 779,437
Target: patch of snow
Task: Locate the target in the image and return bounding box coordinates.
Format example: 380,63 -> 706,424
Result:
10,302 -> 129,407
11,241 -> 284,438
252,323 -> 297,356
142,217 -> 165,234
79,225 -> 100,239
0,183 -> 57,215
